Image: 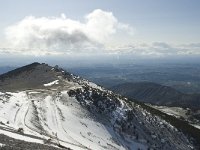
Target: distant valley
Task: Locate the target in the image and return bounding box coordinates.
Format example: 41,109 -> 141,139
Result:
68,63 -> 200,94
111,82 -> 200,110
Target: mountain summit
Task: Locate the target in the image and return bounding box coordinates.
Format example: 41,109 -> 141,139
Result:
0,62 -> 73,91
0,63 -> 199,150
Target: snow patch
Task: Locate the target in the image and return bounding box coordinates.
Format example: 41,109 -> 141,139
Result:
0,143 -> 5,147
28,91 -> 41,94
191,124 -> 200,129
44,80 -> 59,87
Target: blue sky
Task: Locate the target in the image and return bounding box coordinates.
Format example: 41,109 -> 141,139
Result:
0,0 -> 199,43
0,0 -> 200,64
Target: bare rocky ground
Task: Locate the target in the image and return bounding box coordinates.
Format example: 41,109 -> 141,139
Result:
0,134 -> 69,150
0,124 -> 71,150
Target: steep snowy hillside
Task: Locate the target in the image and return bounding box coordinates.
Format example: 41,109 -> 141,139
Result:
0,63 -> 199,150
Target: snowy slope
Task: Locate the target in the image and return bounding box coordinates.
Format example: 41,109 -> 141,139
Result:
0,63 -> 198,150
0,89 -> 146,150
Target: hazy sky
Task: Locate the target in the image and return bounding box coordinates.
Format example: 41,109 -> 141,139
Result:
0,0 -> 200,65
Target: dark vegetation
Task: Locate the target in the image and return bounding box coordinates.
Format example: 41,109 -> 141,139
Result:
68,85 -> 120,114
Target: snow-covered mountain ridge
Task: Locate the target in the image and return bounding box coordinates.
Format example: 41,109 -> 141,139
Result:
0,63 -> 199,150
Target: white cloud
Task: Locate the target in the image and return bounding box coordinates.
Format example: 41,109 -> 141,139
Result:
85,9 -> 118,43
4,9 -> 134,55
108,42 -> 200,57
2,9 -> 200,57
